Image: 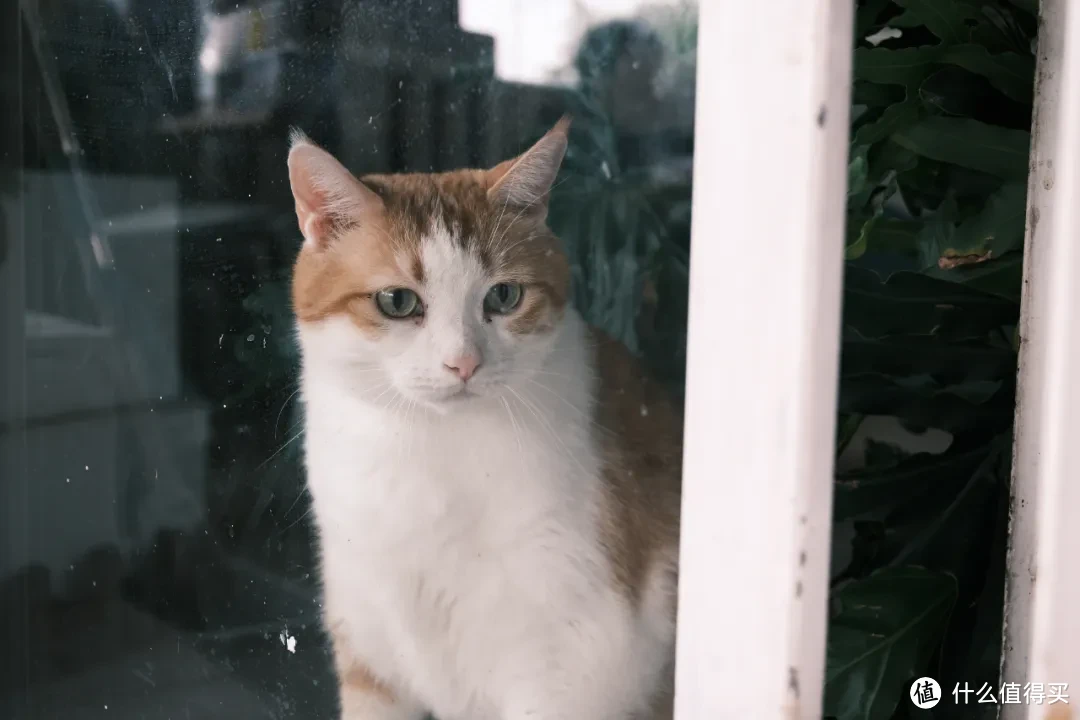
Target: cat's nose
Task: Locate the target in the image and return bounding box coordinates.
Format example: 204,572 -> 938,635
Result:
444,353 -> 481,382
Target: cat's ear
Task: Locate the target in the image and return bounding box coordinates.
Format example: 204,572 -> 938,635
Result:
486,115 -> 570,217
287,130 -> 383,248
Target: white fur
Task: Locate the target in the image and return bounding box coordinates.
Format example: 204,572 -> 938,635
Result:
298,227 -> 673,720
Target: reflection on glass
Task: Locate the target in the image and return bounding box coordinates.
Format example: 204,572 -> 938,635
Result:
2,0 -> 695,716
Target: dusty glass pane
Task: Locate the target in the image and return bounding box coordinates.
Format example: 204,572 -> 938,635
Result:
1,1 -> 696,717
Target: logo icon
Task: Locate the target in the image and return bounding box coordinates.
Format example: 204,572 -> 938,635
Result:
910,677 -> 942,709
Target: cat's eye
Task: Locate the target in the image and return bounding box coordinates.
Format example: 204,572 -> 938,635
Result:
375,288 -> 422,319
483,283 -> 523,315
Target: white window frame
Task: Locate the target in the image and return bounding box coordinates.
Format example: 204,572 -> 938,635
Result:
678,1 -> 1080,718
1002,0 -> 1080,717
674,1 -> 854,718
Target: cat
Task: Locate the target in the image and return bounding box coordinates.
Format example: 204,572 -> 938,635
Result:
287,116 -> 683,720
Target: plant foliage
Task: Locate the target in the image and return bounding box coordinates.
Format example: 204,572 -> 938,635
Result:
825,1 -> 1033,717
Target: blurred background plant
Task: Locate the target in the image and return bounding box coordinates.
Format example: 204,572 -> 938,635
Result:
824,2 -> 1033,718
229,1 -> 1033,717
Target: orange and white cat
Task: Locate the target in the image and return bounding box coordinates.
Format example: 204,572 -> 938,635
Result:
287,117 -> 682,720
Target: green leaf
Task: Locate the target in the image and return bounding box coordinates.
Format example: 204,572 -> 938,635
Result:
852,80 -> 903,109
863,439 -> 913,469
846,214 -> 921,260
843,436 -> 1010,580
835,443 -> 990,521
854,47 -> 939,87
824,567 -> 958,720
1003,0 -> 1038,16
883,439 -> 1009,568
846,214 -> 878,261
837,413 -> 866,457
940,485 -> 1008,692
942,44 -> 1034,103
928,251 -> 1024,302
856,43 -> 1033,107
918,66 -> 989,116
892,117 -> 1030,179
915,182 -> 1026,276
855,0 -> 893,38
842,333 -> 1016,385
947,182 -> 1028,259
839,372 -> 1007,434
843,267 -> 1018,339
853,99 -> 921,146
848,145 -> 871,200
892,0 -> 980,44
868,141 -> 919,183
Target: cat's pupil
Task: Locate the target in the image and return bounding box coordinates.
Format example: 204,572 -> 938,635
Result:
393,290 -> 407,309
484,283 -> 520,314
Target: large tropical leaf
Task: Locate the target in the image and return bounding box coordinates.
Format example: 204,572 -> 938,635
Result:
825,567 -> 958,720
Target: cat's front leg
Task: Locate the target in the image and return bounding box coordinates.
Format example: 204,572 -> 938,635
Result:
498,670 -> 640,720
329,623 -> 426,720
336,662 -> 425,720
336,669 -> 425,720
494,628 -> 669,720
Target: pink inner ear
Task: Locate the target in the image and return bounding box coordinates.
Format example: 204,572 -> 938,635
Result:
293,194 -> 332,246
287,138 -> 383,247
486,116 -> 570,211
485,157 -> 516,189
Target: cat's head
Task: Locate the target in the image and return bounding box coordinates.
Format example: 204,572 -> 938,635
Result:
287,118 -> 572,412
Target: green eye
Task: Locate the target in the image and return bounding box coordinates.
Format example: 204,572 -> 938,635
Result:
375,288 -> 422,318
483,282 -> 524,314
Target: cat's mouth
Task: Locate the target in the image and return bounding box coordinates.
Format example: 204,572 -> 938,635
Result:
416,381 -> 490,410
443,386 -> 476,401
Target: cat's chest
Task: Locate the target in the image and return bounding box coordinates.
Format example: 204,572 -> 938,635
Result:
306,399 -> 610,716
304,404 -> 597,552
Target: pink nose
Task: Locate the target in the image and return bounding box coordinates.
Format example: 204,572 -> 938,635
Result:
444,353 -> 481,382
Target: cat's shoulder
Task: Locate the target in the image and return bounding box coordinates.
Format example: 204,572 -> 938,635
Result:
586,324 -> 683,455
585,324 -> 681,603
586,324 -> 682,516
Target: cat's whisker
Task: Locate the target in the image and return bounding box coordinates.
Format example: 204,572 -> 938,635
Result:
367,381 -> 396,408
484,176 -> 515,256
509,386 -> 596,481
343,365 -> 387,376
257,426 -> 306,471
492,231 -> 542,258
538,340 -> 602,358
522,377 -> 594,426
386,391 -> 411,463
281,482 -> 310,522
490,172 -> 576,254
283,414 -> 306,437
377,391 -> 402,415
507,385 -> 592,480
498,395 -> 526,464
278,503 -> 315,535
530,367 -> 582,383
403,397 -> 418,462
491,205 -> 540,255
274,387 -> 304,437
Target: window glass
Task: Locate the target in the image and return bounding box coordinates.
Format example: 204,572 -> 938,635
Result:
2,1 -> 696,716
